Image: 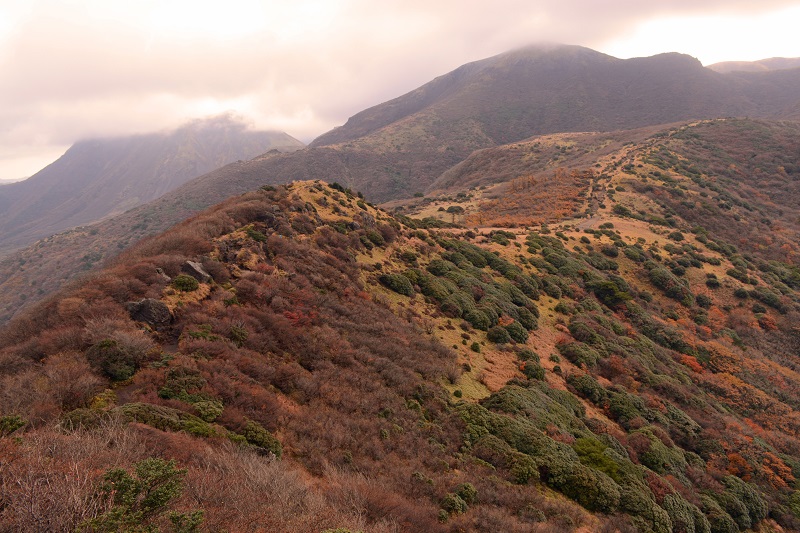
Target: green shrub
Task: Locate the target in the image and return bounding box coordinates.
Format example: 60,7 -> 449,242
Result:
632,428 -> 687,475
510,453 -> 539,484
516,307 -> 538,330
573,437 -> 620,482
83,458 -> 202,532
517,348 -> 539,362
648,267 -> 694,306
733,287 -> 749,299
700,494 -> 739,533
117,403 -> 215,437
661,494 -> 708,533
455,482 -> 478,504
365,230 -> 385,246
522,361 -> 545,380
172,274 -> 200,292
0,414 -> 26,436
504,321 -> 529,343
86,339 -> 145,381
696,294 -> 713,309
470,342 -> 481,353
601,245 -> 619,258
245,226 -> 268,242
624,246 -> 647,262
441,493 -> 468,515
558,342 -> 601,367
464,309 -> 493,331
487,326 -> 511,344
566,373 -> 607,405
587,279 -> 632,308
556,463 -> 621,513
378,273 -> 414,296
723,475 -> 767,527
242,420 -> 283,459
193,400 -> 224,423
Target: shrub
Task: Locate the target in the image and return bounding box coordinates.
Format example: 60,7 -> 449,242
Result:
464,309 -> 492,331
558,342 -> 601,367
723,476 -> 767,527
557,463 -> 621,513
696,294 -> 712,309
573,437 -> 621,482
648,267 -> 694,306
487,326 -> 511,344
516,307 -> 538,330
455,482 -> 478,504
510,453 -> 539,484
661,494 -> 708,533
504,321 -> 529,343
240,419 -> 282,459
84,458 -> 203,532
0,414 -> 26,436
601,245 -> 619,258
245,226 -> 267,242
441,493 -> 468,515
117,403 -> 215,437
426,259 -> 452,276
566,373 -> 607,405
522,361 -> 545,380
378,273 -> 414,296
172,274 -> 200,292
365,229 -> 385,246
733,287 -> 749,299
86,335 -> 151,382
588,279 -> 632,308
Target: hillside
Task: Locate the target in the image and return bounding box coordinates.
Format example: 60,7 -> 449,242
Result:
2,179 -> 800,531
0,115 -> 303,255
307,44 -> 800,200
2,44 -> 800,329
708,57 -> 800,74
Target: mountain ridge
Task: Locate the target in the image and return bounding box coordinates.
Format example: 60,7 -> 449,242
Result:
1,44 -> 800,324
0,116 -> 303,255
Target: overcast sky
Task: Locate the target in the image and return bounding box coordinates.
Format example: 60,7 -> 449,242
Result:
2,0 -> 800,181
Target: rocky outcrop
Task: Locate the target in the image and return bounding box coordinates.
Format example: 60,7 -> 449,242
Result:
125,298 -> 172,326
181,261 -> 212,283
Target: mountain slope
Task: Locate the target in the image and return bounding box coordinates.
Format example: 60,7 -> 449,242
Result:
306,45 -> 800,200
708,57 -> 800,73
3,45 -> 800,325
3,179 -> 800,531
0,115 -> 303,254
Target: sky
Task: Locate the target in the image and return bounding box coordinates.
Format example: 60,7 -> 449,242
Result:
1,0 -> 800,181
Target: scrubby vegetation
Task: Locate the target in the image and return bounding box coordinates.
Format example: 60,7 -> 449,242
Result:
2,134 -> 800,533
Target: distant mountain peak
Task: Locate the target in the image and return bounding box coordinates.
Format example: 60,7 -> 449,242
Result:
0,119 -> 304,255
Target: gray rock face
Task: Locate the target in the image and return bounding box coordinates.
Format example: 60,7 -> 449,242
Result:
181,261 -> 212,283
356,212 -> 376,228
126,298 -> 172,326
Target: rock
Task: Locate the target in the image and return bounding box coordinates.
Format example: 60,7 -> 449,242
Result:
126,298 -> 172,326
182,261 -> 212,283
356,211 -> 376,228
155,268 -> 171,283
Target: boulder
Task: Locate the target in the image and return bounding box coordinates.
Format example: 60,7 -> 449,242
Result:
356,211 -> 376,228
182,261 -> 212,283
126,298 -> 172,326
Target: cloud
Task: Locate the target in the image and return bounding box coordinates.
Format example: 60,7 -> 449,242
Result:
1,0 -> 799,179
